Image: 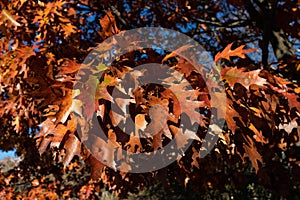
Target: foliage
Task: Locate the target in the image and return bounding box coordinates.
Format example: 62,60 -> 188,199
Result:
0,0 -> 300,199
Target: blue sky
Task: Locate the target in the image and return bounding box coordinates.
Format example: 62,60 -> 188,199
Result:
0,150 -> 16,160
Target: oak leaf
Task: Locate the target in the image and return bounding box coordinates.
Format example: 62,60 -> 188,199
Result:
161,45 -> 192,63
161,80 -> 207,126
249,123 -> 268,144
221,67 -> 267,89
172,57 -> 197,77
57,59 -> 81,75
242,135 -> 263,173
99,10 -> 120,39
62,134 -> 81,167
85,155 -> 106,180
214,43 -> 257,62
125,136 -> 142,153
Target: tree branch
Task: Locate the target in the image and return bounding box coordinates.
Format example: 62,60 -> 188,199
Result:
161,4 -> 250,29
109,5 -> 130,29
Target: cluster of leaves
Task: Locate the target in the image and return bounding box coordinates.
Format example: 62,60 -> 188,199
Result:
0,0 -> 300,199
0,156 -> 113,199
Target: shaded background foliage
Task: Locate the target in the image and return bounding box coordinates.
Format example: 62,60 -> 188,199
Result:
0,0 -> 300,199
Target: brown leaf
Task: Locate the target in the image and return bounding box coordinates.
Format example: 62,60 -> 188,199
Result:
191,147 -> 200,169
85,155 -> 105,180
249,123 -> 268,144
221,67 -> 267,89
34,118 -> 55,138
62,134 -> 81,167
51,119 -> 76,148
242,135 -> 263,173
285,92 -> 300,112
57,59 -> 81,75
172,57 -> 197,77
90,134 -> 116,167
161,45 -> 192,63
169,125 -> 199,150
214,43 -> 257,62
109,98 -> 134,127
125,136 -> 142,153
144,104 -> 168,136
161,80 -> 206,126
37,135 -> 53,155
99,10 -> 120,39
152,130 -> 164,151
55,88 -> 73,123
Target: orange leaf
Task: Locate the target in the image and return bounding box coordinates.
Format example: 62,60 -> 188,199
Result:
285,92 -> 300,112
60,22 -> 77,37
214,43 -> 257,62
12,116 -> 21,132
161,45 -> 192,63
221,67 -> 267,89
58,59 -> 81,75
99,10 -> 120,39
85,155 -> 105,180
63,134 -> 81,167
249,123 -> 268,144
242,135 -> 263,173
172,57 -> 197,77
125,136 -> 142,153
225,99 -> 241,134
161,80 -> 207,126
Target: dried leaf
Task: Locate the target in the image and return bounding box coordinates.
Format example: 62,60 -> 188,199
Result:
63,134 -> 81,167
221,67 -> 267,89
162,45 -> 192,63
144,104 -> 168,137
249,123 -> 268,144
172,57 -> 197,77
99,10 -> 120,39
161,80 -> 206,126
214,43 -> 257,62
57,59 -> 81,75
242,135 -> 263,173
285,92 -> 300,112
12,115 -> 21,132
85,155 -> 105,180
125,136 -> 142,153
